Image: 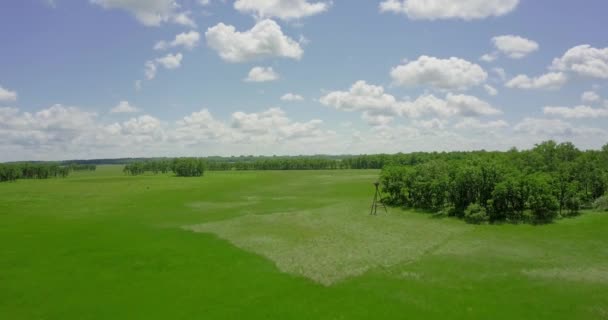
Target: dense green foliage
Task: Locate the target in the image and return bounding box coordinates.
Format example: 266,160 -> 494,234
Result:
381,141 -> 608,224
0,163 -> 76,182
594,195 -> 608,211
1,167 -> 607,319
123,158 -> 204,177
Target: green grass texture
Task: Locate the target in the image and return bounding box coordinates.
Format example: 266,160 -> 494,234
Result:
1,166 -> 607,319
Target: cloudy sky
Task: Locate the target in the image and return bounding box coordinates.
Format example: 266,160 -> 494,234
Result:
1,0 -> 607,161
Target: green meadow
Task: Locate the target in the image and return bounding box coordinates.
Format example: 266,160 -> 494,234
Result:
1,165 -> 607,319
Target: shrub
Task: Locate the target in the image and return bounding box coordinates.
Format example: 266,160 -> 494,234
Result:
464,203 -> 489,224
594,195 -> 608,211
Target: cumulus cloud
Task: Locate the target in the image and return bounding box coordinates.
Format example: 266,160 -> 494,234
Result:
512,117 -> 606,138
0,85 -> 17,102
543,105 -> 608,119
390,56 -> 487,90
0,105 -> 97,148
90,0 -> 195,27
231,108 -> 326,141
480,53 -> 497,63
205,19 -> 303,63
281,93 -> 304,101
551,45 -> 608,78
172,109 -> 231,144
110,101 -> 139,114
484,84 -> 498,96
379,0 -> 519,20
171,11 -> 197,28
155,52 -> 183,69
143,52 -> 183,80
581,91 -> 600,103
453,118 -> 509,130
319,81 -> 398,116
144,61 -> 158,80
0,103 -> 338,160
443,93 -> 502,117
320,81 -> 501,126
154,31 -> 200,50
505,72 -> 567,90
492,35 -> 539,59
234,0 -> 330,20
244,66 -> 280,82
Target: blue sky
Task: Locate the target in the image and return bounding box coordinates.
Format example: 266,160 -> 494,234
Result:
1,0 -> 607,161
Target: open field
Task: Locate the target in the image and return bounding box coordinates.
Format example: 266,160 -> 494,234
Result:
1,165 -> 607,319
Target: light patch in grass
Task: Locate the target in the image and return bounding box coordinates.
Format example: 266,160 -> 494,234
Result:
185,203 -> 470,286
523,267 -> 608,284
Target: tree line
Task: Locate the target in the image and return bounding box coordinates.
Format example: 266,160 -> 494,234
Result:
123,158 -> 204,177
380,141 -> 608,224
0,163 -> 90,182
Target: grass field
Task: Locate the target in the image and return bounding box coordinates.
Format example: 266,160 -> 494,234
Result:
1,165 -> 607,319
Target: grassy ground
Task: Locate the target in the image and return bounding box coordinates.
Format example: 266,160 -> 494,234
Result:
1,165 -> 607,319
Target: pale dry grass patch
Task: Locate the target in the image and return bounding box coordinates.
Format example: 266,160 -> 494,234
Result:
185,203 -> 470,286
522,267 -> 608,284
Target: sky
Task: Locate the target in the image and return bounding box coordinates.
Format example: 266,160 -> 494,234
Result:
1,0 -> 607,161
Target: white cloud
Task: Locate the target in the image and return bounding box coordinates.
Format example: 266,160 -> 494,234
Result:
234,0 -> 330,20
155,52 -> 183,69
480,53 -> 497,62
453,118 -> 508,130
2,102 -> 607,161
110,101 -> 139,114
443,93 -> 502,117
144,61 -> 157,80
512,118 -> 608,139
172,109 -> 231,144
0,105 -> 97,148
543,105 -> 608,119
390,55 -> 487,90
205,19 -> 303,63
319,81 -> 397,115
551,45 -> 608,78
505,72 -> 567,90
492,35 -> 539,59
281,93 -> 304,101
320,81 -> 501,126
244,66 -> 280,82
171,11 -> 197,28
484,84 -> 498,96
120,115 -> 162,135
231,108 -> 326,141
155,31 -> 200,50
379,0 -> 519,20
90,0 -> 194,27
0,85 -> 17,102
581,91 -> 600,103
413,118 -> 446,130
361,113 -> 394,127
143,52 -> 183,80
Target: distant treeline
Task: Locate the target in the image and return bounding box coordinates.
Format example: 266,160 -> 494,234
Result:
119,155 -> 390,173
55,155 -> 388,170
0,163 -> 96,182
380,141 -> 608,224
124,158 -> 204,177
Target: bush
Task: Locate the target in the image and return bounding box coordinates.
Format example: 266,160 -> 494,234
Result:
464,203 -> 489,224
594,195 -> 608,211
